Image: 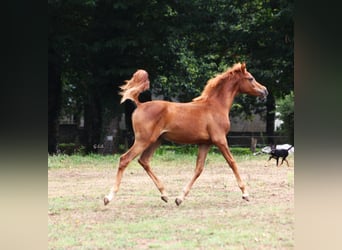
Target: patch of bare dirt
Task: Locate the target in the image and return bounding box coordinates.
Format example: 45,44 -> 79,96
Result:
48,155 -> 294,249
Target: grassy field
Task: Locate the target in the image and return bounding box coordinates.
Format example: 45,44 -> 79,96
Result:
48,149 -> 294,249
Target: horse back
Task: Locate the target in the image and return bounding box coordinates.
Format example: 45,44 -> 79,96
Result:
132,100 -> 225,144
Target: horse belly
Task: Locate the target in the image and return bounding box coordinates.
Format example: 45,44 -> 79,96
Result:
162,126 -> 210,144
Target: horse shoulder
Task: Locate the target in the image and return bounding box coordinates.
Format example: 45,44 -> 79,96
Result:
206,109 -> 230,134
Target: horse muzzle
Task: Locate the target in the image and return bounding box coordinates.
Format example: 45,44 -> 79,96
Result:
259,87 -> 268,99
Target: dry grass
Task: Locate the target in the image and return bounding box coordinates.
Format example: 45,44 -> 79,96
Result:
48,152 -> 294,249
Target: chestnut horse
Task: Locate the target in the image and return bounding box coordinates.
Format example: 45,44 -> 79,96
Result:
104,63 -> 268,206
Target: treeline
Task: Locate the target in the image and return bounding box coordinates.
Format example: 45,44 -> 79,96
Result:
48,0 -> 293,154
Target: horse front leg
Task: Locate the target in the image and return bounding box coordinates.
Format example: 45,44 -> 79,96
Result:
216,141 -> 249,201
175,144 -> 210,206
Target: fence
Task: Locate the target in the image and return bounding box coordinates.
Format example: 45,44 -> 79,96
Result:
57,124 -> 290,155
227,134 -> 290,148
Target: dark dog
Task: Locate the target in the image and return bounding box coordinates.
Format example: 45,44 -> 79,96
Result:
266,145 -> 293,167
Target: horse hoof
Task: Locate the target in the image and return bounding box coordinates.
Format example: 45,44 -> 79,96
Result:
104,197 -> 110,206
175,198 -> 183,206
242,195 -> 250,202
161,195 -> 168,203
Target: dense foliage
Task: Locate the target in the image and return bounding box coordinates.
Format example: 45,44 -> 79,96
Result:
276,91 -> 294,145
48,0 -> 293,153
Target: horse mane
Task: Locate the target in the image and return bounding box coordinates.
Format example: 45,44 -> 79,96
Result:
120,69 -> 150,104
192,63 -> 244,102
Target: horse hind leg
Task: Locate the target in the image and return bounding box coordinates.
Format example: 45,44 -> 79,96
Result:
104,141 -> 149,206
175,144 -> 210,206
137,139 -> 169,202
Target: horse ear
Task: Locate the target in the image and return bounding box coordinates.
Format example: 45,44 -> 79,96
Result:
241,62 -> 246,73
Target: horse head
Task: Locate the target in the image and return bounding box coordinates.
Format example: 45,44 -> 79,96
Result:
237,63 -> 268,99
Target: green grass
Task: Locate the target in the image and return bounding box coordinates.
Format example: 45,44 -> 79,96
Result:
48,153 -> 120,169
48,146 -> 255,169
48,149 -> 294,249
155,145 -> 252,156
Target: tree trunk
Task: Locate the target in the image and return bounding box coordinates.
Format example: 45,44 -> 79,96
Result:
266,93 -> 275,145
84,89 -> 102,154
48,51 -> 61,154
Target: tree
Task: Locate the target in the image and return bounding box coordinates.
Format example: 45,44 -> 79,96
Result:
49,0 -> 175,153
48,0 -> 95,153
48,0 -> 293,153
242,0 -> 294,143
276,91 -> 294,145
48,47 -> 61,154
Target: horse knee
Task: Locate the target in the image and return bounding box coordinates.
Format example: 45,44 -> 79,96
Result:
119,155 -> 130,170
138,158 -> 150,170
194,166 -> 204,177
138,158 -> 146,167
225,158 -> 237,169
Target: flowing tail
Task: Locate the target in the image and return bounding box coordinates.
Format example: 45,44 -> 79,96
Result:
119,69 -> 150,106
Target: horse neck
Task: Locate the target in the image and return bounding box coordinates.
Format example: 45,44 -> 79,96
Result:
209,79 -> 239,113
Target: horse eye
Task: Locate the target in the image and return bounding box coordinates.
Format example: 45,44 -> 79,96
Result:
248,77 -> 254,81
